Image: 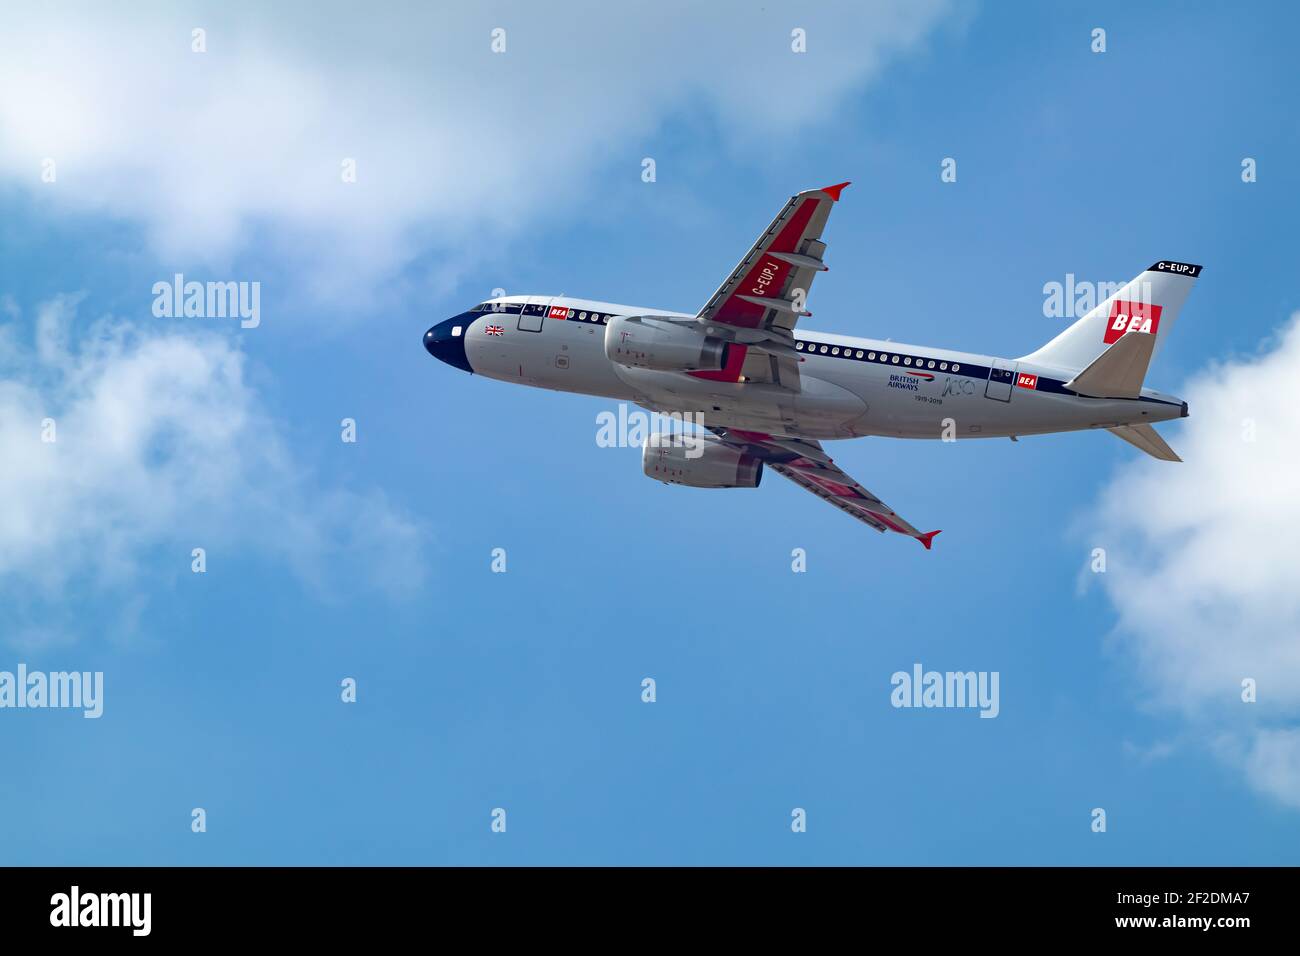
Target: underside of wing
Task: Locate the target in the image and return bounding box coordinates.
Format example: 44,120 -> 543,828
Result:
709,427 -> 940,549
697,182 -> 848,336
682,182 -> 850,387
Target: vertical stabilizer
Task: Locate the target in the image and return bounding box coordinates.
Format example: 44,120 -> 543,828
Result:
1019,261 -> 1201,372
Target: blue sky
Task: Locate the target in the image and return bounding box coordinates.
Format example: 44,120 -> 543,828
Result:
2,0 -> 1299,865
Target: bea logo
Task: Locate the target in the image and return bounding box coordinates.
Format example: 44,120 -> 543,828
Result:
1016,373 -> 1038,390
1104,299 -> 1162,344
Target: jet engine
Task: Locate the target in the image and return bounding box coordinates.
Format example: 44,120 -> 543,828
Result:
605,315 -> 730,372
642,432 -> 762,489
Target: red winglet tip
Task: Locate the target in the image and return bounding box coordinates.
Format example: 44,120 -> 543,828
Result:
917,530 -> 941,550
821,181 -> 851,201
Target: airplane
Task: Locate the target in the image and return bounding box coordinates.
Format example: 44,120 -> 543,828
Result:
423,182 -> 1200,549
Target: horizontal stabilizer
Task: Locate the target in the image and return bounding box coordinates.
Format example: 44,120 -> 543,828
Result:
1107,423 -> 1181,462
1065,331 -> 1154,398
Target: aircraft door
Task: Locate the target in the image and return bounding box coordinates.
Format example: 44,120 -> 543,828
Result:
518,297 -> 549,332
985,359 -> 1016,402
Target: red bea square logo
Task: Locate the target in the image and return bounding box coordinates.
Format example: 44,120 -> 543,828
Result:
1016,373 -> 1038,390
1104,299 -> 1162,344
549,306 -> 569,319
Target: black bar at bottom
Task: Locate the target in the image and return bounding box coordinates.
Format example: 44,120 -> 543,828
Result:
0,866 -> 1281,941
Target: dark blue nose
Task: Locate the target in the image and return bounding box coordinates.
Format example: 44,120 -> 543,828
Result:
423,315 -> 474,373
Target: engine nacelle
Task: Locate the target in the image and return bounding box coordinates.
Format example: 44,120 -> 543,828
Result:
642,432 -> 762,489
605,315 -> 729,372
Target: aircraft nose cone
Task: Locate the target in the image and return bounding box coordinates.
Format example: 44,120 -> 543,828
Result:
423,317 -> 474,374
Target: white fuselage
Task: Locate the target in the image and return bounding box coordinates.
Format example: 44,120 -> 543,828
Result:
440,295 -> 1186,441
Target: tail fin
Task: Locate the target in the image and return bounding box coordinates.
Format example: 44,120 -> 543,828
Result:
1019,261 -> 1202,372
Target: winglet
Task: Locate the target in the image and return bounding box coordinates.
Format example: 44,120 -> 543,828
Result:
916,530 -> 941,550
820,181 -> 851,201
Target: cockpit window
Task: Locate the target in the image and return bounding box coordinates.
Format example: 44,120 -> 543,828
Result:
477,301 -> 522,314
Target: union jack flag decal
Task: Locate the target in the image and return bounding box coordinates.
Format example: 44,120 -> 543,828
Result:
485,325 -> 504,336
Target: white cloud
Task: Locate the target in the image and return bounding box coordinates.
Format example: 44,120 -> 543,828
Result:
1087,312 -> 1300,808
0,0 -> 956,305
1240,728 -> 1300,808
0,296 -> 425,644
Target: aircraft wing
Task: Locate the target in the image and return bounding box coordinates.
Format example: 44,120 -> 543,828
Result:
709,427 -> 941,549
696,182 -> 849,336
